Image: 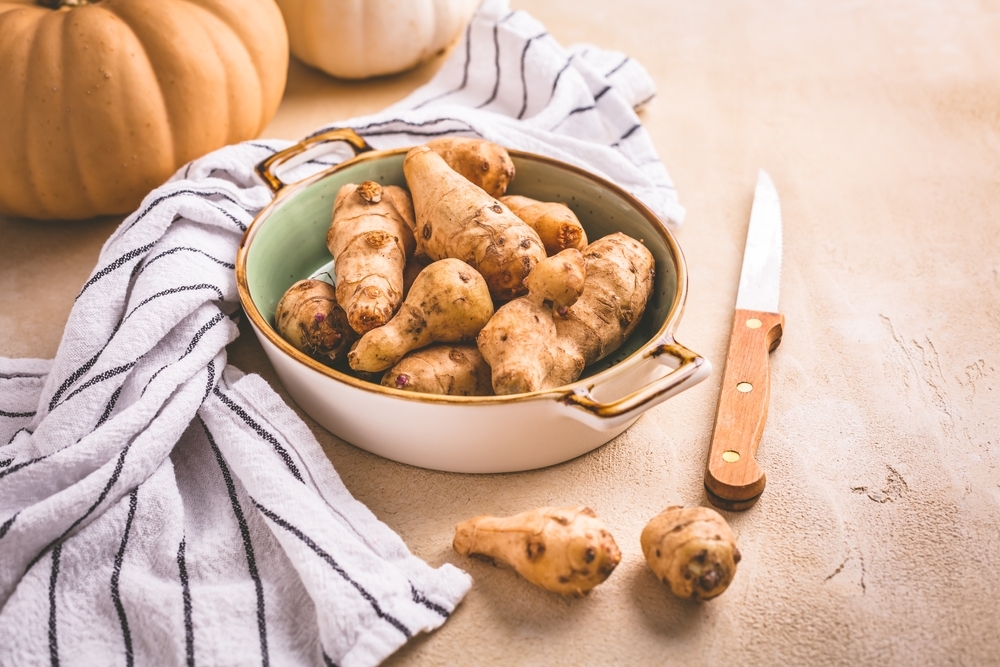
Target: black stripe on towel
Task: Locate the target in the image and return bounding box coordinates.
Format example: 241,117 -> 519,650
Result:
476,20 -> 504,109
49,543 -> 62,667
51,282 -> 223,411
76,243 -> 156,301
27,444 -> 132,571
0,458 -> 11,467
63,362 -> 136,405
6,427 -> 30,445
204,360 -> 217,402
201,418 -> 269,667
605,56 -> 630,77
49,318 -> 124,410
0,408 -> 35,418
0,455 -> 48,481
412,21 -> 474,110
122,189 -> 250,236
360,127 -> 474,139
182,313 -> 227,359
0,511 -> 18,540
549,56 -> 574,103
212,388 -> 304,483
251,499 -> 413,640
136,246 -> 235,279
141,312 -> 226,399
178,538 -> 195,667
610,123 -> 642,148
517,31 -> 549,119
549,103 -> 596,132
322,651 -> 338,667
96,385 -> 124,428
635,92 -> 656,108
0,372 -> 47,379
410,585 -> 450,619
111,488 -> 138,667
125,284 -> 225,322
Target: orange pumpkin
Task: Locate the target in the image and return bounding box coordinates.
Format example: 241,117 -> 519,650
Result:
0,0 -> 288,220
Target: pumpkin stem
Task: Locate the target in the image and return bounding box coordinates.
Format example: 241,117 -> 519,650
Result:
37,0 -> 90,8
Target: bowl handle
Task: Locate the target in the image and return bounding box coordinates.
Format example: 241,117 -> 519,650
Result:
255,128 -> 374,194
558,339 -> 712,431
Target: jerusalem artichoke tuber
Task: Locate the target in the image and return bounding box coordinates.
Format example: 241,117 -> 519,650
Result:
477,249 -> 586,395
500,195 -> 588,255
478,233 -> 654,393
403,145 -> 546,301
274,279 -> 356,364
453,506 -> 621,596
548,232 -> 655,384
348,258 -> 494,372
426,136 -> 515,198
381,344 -> 493,396
326,180 -> 416,334
640,506 -> 740,601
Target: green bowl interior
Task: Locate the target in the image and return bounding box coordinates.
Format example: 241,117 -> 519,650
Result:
246,153 -> 679,381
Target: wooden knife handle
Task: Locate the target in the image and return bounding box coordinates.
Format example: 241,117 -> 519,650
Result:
704,309 -> 784,511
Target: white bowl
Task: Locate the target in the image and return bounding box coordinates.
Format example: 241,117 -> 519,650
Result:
236,129 -> 710,473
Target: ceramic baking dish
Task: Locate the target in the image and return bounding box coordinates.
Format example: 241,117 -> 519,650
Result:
235,128 -> 711,473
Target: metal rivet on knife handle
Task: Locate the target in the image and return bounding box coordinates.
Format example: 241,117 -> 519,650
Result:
746,318 -> 762,329
736,382 -> 753,393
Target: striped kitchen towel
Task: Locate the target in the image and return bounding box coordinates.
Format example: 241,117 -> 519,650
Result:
0,1 -> 682,666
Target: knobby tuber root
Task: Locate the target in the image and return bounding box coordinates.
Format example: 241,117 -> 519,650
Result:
478,233 -> 653,393
348,258 -> 494,372
326,181 -> 416,334
453,506 -> 621,596
640,506 -> 741,601
381,344 -> 493,396
274,279 -> 356,364
500,195 -> 588,255
426,136 -> 515,198
548,232 -> 655,384
477,249 -> 586,395
403,145 -> 546,301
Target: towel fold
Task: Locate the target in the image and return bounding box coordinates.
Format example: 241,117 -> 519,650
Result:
0,1 -> 682,665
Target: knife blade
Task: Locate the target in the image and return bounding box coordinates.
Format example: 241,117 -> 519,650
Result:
704,170 -> 785,511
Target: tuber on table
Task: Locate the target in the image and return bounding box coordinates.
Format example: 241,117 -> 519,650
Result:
477,249 -> 586,395
453,506 -> 621,596
274,279 -> 356,364
500,195 -> 588,255
426,136 -> 516,198
403,145 -> 546,301
347,258 -> 494,372
640,506 -> 741,601
381,344 -> 493,396
326,181 -> 416,334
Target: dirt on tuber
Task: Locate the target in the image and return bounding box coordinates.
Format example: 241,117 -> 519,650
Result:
274,279 -> 357,364
347,258 -> 494,372
327,181 -> 416,334
500,194 -> 588,255
381,344 -> 493,396
426,136 -> 515,198
453,506 -> 621,596
640,505 -> 741,601
403,145 -> 546,301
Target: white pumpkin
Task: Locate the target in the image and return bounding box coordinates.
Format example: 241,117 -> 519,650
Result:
277,0 -> 480,79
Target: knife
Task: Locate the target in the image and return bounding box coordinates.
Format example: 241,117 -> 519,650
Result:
704,170 -> 784,511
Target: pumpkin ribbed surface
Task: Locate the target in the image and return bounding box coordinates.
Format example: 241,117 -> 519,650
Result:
0,0 -> 288,219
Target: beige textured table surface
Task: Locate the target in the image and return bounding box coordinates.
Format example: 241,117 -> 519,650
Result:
3,1 -> 1000,665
